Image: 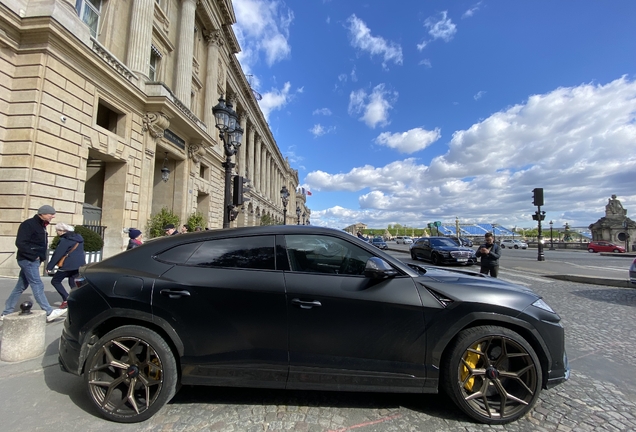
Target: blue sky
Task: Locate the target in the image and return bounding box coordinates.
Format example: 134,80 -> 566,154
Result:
232,0 -> 636,230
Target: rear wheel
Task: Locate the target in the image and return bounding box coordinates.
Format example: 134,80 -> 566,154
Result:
588,248 -> 595,253
501,245 -> 505,248
441,326 -> 542,424
514,245 -> 519,249
84,325 -> 178,423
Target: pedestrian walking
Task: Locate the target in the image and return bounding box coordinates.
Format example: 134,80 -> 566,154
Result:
46,223 -> 86,308
1,205 -> 67,322
126,228 -> 143,250
163,224 -> 179,236
475,232 -> 502,277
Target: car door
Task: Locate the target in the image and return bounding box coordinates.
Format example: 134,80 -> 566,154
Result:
152,235 -> 288,388
283,234 -> 427,392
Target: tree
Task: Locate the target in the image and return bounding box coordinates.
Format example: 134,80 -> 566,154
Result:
147,208 -> 180,238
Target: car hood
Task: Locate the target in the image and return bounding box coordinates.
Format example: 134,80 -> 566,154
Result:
409,264 -> 539,306
433,246 -> 475,253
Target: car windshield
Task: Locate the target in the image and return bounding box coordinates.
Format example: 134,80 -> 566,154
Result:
431,238 -> 459,247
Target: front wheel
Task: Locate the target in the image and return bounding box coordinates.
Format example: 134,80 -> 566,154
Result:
441,326 -> 543,424
84,325 -> 178,423
613,249 -> 621,253
411,250 -> 418,260
433,254 -> 443,266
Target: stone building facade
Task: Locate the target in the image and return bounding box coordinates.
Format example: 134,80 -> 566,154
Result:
0,0 -> 309,277
589,195 -> 635,250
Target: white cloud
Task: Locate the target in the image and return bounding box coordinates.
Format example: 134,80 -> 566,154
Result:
313,108 -> 332,116
345,14 -> 403,68
259,82 -> 293,121
233,0 -> 293,68
462,2 -> 482,19
375,127 -> 442,154
474,90 -> 486,100
348,84 -> 397,128
419,59 -> 432,68
309,124 -> 335,137
418,11 -> 457,51
307,77 -> 636,228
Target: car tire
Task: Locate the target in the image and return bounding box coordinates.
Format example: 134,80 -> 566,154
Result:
433,254 -> 443,266
514,245 -> 519,249
500,244 -> 505,248
613,249 -> 620,253
84,325 -> 179,423
441,325 -> 543,424
588,248 -> 595,253
411,251 -> 418,260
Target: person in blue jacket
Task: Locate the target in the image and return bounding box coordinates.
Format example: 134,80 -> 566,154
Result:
46,223 -> 86,308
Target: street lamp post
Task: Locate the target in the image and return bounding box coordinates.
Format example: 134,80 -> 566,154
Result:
280,185 -> 290,224
295,205 -> 301,225
212,96 -> 243,229
549,221 -> 555,250
302,211 -> 306,225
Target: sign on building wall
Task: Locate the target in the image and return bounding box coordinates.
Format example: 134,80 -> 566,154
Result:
164,129 -> 185,149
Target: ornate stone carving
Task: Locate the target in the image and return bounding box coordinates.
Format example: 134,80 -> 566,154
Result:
205,30 -> 224,47
188,143 -> 206,163
142,112 -> 170,138
605,194 -> 627,218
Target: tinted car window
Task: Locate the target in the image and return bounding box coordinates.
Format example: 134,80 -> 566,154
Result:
155,242 -> 203,264
184,236 -> 276,270
285,234 -> 373,275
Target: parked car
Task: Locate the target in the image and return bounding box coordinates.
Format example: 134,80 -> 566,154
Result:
59,226 -> 568,424
410,236 -> 478,266
370,237 -> 388,250
500,239 -> 528,249
630,258 -> 636,284
586,241 -> 626,253
395,236 -> 413,244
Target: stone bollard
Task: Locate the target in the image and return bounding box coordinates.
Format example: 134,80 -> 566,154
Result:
0,301 -> 46,362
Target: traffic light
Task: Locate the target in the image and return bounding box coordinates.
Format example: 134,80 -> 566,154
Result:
532,188 -> 544,206
232,176 -> 251,206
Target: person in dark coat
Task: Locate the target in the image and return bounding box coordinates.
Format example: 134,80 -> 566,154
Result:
127,228 -> 143,250
46,223 -> 86,308
475,232 -> 502,277
164,224 -> 179,236
1,205 -> 67,322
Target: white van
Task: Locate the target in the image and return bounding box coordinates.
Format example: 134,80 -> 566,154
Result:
396,236 -> 413,244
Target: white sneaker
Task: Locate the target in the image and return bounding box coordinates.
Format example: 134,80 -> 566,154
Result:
46,308 -> 67,323
0,315 -> 4,321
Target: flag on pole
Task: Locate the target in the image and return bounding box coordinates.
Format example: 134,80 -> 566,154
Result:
306,190 -> 312,196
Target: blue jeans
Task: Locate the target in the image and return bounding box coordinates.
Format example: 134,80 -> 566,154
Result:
2,259 -> 53,316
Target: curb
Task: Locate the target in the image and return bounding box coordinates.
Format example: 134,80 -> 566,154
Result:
543,274 -> 635,288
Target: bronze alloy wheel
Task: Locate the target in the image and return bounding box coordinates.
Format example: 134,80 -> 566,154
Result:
442,326 -> 542,424
85,326 -> 178,422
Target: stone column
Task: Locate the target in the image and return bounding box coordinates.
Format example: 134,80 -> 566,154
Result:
265,153 -> 271,200
238,114 -> 247,177
247,126 -> 255,183
260,144 -> 267,196
203,30 -> 222,129
126,0 -> 155,80
175,0 -> 197,107
254,137 -> 261,192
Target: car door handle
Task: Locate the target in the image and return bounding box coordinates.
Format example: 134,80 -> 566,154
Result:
160,289 -> 191,299
291,298 -> 322,309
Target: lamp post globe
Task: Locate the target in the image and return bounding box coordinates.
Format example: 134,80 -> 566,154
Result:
280,186 -> 290,225
213,96 -> 242,228
296,206 -> 301,225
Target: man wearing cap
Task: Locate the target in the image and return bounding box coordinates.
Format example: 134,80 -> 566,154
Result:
1,205 -> 67,322
163,224 -> 179,236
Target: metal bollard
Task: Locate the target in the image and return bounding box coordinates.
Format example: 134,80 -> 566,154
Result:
0,301 -> 47,362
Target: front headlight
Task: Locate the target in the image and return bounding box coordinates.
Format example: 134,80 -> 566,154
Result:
532,298 -> 555,313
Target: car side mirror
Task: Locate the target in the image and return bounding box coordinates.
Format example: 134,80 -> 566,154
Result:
364,257 -> 398,279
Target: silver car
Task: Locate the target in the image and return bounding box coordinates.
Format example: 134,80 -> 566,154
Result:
500,239 -> 528,249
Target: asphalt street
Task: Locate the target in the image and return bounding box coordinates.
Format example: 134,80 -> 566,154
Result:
0,256 -> 635,431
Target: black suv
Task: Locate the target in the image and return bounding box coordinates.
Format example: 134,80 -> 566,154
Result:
411,236 -> 477,266
59,226 -> 567,424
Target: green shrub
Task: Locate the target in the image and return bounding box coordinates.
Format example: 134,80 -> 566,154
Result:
147,207 -> 180,238
186,212 -> 206,231
260,214 -> 281,226
50,225 -> 104,252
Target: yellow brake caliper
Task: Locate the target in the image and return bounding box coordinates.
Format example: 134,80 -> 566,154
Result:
461,343 -> 482,391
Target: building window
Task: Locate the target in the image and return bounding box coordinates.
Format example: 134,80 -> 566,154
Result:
75,0 -> 102,38
149,46 -> 162,81
199,163 -> 209,180
96,99 -> 125,137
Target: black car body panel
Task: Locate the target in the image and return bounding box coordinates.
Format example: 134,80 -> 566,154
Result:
411,236 -> 477,265
370,238 -> 388,249
58,225 -> 568,423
